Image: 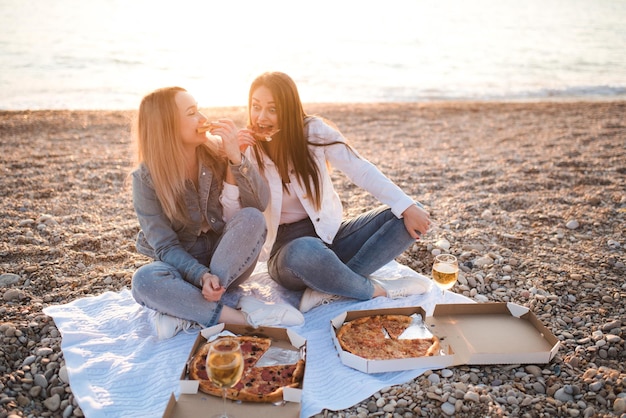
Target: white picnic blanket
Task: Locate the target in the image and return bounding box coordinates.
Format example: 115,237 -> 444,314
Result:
43,261 -> 473,418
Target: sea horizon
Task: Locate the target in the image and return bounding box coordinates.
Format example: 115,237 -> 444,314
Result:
1,0 -> 625,111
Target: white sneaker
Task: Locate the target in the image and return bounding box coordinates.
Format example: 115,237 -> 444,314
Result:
238,296 -> 305,328
299,288 -> 344,313
374,276 -> 430,299
153,312 -> 198,340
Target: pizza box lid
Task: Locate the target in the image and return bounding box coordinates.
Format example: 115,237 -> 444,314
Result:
162,323 -> 306,418
330,302 -> 560,374
330,306 -> 455,374
429,302 -> 560,366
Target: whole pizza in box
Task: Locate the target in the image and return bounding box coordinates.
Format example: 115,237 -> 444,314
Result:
336,314 -> 440,360
189,335 -> 305,403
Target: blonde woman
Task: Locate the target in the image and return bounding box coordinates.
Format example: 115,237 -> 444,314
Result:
130,87 -> 303,339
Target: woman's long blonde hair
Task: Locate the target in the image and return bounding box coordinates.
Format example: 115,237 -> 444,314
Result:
133,86 -> 225,223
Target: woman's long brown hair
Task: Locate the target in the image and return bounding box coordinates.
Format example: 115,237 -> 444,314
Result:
248,72 -> 323,209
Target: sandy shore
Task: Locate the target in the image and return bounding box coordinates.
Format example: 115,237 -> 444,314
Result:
1,101 -> 625,417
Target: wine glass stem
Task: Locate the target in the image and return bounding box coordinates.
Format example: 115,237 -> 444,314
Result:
222,388 -> 227,418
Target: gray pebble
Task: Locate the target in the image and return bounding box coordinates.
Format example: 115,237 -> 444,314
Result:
533,382 -> 546,394
43,394 -> 61,412
59,365 -> 69,383
0,273 -> 21,287
34,374 -> 48,388
589,381 -> 604,392
441,401 -> 456,415
566,220 -> 580,229
367,400 -> 377,413
555,388 -> 575,402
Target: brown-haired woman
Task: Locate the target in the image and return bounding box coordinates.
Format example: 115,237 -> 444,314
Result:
236,72 -> 432,313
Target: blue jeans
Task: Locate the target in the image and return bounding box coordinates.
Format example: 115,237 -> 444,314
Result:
267,206 -> 415,300
131,207 -> 266,327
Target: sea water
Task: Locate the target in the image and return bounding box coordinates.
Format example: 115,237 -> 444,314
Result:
0,0 -> 625,110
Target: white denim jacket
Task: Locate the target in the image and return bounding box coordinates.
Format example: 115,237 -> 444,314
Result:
243,117 -> 415,261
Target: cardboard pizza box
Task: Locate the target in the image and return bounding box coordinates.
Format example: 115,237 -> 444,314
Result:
162,323 -> 306,418
330,302 -> 560,374
330,306 -> 455,374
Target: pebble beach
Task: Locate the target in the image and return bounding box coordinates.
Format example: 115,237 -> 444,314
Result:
1,101 -> 625,417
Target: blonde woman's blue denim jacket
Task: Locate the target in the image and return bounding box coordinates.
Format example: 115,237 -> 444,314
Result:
131,155 -> 269,287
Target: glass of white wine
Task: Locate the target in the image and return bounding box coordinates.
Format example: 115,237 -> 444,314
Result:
207,338 -> 244,418
431,254 -> 459,300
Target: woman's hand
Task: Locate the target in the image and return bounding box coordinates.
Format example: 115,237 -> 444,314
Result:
201,272 -> 225,302
210,119 -> 242,164
237,128 -> 257,152
402,204 -> 431,239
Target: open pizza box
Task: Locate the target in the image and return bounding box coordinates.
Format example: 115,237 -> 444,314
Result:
330,302 -> 560,374
162,323 -> 306,418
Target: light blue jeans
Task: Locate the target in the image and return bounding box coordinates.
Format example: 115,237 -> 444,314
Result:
131,207 -> 266,327
267,205 -> 415,300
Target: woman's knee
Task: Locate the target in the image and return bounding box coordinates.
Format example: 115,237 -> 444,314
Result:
280,237 -> 329,269
132,264 -> 152,288
230,207 -> 267,237
131,262 -> 171,294
131,265 -> 151,304
235,207 -> 264,224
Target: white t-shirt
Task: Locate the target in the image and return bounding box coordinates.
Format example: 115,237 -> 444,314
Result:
219,182 -> 240,222
280,182 -> 307,224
